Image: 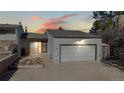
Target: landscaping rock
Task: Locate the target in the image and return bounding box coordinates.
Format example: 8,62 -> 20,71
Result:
19,56 -> 44,65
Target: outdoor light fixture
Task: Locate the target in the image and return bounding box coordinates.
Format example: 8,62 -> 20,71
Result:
74,40 -> 85,44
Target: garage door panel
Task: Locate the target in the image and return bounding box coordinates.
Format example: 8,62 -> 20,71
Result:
61,45 -> 96,62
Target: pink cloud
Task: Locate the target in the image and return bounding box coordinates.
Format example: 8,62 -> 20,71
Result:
31,16 -> 45,20
32,14 -> 78,33
37,28 -> 46,34
36,21 -> 58,33
42,21 -> 58,29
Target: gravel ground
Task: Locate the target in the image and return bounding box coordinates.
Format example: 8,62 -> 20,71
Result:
7,61 -> 124,81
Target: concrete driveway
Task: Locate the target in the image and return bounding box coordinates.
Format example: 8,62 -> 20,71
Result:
7,61 -> 124,81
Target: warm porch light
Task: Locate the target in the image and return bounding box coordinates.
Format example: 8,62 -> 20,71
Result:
74,40 -> 85,44
30,42 -> 41,54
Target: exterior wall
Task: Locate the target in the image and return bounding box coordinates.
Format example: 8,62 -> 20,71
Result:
15,28 -> 24,57
46,32 -> 54,61
21,39 -> 30,55
52,38 -> 102,63
0,34 -> 16,41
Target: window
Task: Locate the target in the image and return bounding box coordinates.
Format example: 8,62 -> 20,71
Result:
42,42 -> 47,53
0,29 -> 15,34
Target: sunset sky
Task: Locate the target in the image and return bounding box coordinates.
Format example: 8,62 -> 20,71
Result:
0,11 -> 95,33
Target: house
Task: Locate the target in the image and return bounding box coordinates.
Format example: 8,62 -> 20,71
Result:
46,29 -> 102,63
0,23 -> 102,63
21,32 -> 47,56
0,22 -> 24,57
20,29 -> 102,63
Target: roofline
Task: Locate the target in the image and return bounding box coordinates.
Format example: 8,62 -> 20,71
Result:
26,38 -> 48,42
47,29 -> 82,32
53,37 -> 101,39
47,30 -> 101,39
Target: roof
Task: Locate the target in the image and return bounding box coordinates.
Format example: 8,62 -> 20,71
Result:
21,33 -> 48,42
0,23 -> 24,32
0,24 -> 23,29
47,29 -> 101,38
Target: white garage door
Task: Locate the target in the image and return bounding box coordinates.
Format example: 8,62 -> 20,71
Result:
60,45 -> 96,62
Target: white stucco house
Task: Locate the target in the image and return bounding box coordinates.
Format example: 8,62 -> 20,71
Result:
46,29 -> 102,63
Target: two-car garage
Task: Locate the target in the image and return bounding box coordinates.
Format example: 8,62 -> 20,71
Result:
60,44 -> 97,63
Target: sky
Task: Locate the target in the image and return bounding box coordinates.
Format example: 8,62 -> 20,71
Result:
0,11 -> 95,33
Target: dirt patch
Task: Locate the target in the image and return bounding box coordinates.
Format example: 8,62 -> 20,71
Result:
19,56 -> 44,65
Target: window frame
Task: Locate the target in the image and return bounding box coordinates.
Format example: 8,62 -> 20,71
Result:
41,42 -> 47,53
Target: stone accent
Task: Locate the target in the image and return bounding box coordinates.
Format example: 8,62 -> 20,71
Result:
0,40 -> 16,53
0,40 -> 16,46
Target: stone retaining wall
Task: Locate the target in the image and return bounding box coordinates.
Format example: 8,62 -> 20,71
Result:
0,40 -> 16,52
0,53 -> 18,76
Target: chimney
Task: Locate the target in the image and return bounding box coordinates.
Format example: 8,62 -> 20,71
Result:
25,26 -> 27,33
59,27 -> 63,30
19,21 -> 22,25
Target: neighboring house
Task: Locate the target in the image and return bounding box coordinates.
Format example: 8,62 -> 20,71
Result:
46,29 -> 102,63
0,23 -> 24,57
0,23 -> 48,57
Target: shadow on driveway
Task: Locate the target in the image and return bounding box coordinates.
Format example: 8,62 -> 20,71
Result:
0,68 -> 18,81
